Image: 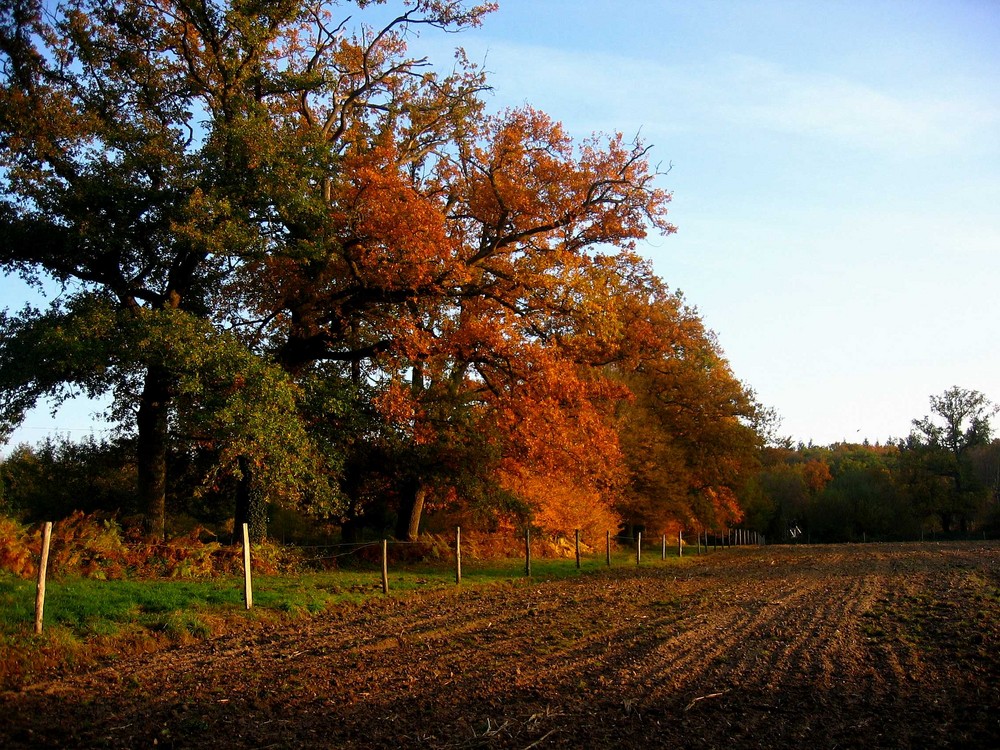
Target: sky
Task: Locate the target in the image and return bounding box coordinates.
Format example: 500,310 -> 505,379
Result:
2,0 -> 999,451
445,0 -> 1000,445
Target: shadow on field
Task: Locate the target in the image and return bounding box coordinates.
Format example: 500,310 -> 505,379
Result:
2,542 -> 999,749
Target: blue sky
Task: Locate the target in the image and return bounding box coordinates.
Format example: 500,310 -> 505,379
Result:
2,0 -> 998,450
445,0 -> 1000,444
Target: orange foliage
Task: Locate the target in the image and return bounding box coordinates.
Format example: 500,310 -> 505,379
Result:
0,512 -> 306,580
803,459 -> 834,494
322,107 -> 675,531
501,469 -> 621,543
0,516 -> 35,578
610,276 -> 763,533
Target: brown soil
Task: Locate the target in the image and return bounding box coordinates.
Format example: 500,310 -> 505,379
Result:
2,542 -> 999,749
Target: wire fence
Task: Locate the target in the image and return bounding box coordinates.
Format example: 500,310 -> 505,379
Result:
258,527 -> 767,569
225,524 -> 765,609
23,521 -> 766,632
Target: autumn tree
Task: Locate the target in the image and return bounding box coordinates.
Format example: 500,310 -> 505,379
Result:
544,256 -> 766,538
226,39 -> 674,536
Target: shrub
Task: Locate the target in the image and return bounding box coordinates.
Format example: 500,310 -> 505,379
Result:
0,516 -> 35,578
0,511 -> 308,579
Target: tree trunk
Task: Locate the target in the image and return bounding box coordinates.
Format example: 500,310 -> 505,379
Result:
341,514 -> 363,543
407,485 -> 427,541
939,510 -> 952,534
235,456 -> 268,544
137,366 -> 170,541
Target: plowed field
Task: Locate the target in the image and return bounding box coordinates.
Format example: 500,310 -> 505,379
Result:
3,542 -> 999,749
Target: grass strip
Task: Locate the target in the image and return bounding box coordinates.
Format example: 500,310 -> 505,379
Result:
0,549 -> 693,689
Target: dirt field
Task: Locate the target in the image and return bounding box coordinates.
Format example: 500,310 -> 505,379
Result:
2,542 -> 998,749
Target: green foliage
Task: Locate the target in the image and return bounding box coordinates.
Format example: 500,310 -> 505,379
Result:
904,387 -> 998,533
739,388 -> 997,543
0,297 -> 125,441
137,309 -> 343,518
0,436 -> 138,521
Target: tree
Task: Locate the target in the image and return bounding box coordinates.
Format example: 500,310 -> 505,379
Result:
0,0 -> 498,537
0,435 -> 137,521
908,386 -> 997,532
737,442 -> 913,543
969,440 -> 1000,534
224,49 -> 673,535
912,387 -> 996,459
1,0 -> 285,536
602,266 -> 763,536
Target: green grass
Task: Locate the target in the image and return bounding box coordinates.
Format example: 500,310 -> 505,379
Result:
0,575 -> 239,635
2,548 -> 691,636
0,546 -> 697,687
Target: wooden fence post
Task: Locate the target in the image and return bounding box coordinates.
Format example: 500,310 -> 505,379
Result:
575,529 -> 581,569
381,539 -> 389,595
636,531 -> 642,566
525,528 -> 531,577
661,534 -> 666,561
455,526 -> 462,584
242,523 -> 253,610
678,529 -> 683,558
34,521 -> 53,635
606,530 -> 611,567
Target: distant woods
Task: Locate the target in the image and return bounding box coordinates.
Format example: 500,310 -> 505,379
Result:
743,387 -> 1000,543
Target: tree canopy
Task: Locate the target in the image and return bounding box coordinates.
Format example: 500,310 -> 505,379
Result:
2,0 -> 767,542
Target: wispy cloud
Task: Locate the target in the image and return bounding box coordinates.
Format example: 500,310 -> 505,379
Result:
717,55 -> 999,155
457,40 -> 1000,157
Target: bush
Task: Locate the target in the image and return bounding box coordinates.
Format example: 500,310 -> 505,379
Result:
0,511 -> 308,579
0,516 -> 35,578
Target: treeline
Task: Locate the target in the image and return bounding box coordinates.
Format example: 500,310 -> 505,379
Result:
0,1 -> 765,544
742,388 -> 1000,543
